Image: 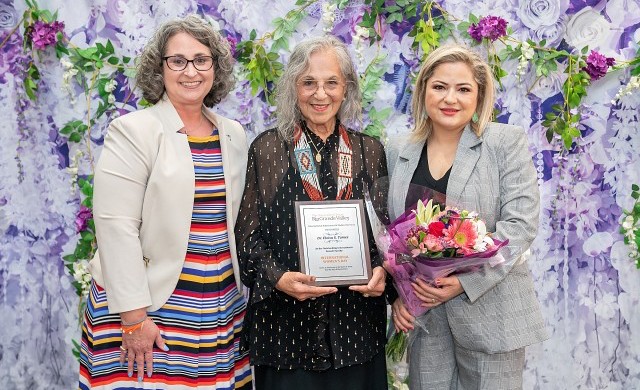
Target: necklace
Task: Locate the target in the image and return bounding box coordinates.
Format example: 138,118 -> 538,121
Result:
182,115 -> 205,136
303,126 -> 327,163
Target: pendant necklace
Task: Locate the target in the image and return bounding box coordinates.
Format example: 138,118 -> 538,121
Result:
304,127 -> 326,163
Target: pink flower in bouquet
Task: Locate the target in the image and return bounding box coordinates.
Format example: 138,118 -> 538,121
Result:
423,234 -> 444,252
443,218 -> 478,255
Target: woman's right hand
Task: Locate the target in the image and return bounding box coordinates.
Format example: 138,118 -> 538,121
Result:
276,271 -> 338,301
391,298 -> 415,333
119,312 -> 169,382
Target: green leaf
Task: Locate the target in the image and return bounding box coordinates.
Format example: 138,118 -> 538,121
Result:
568,92 -> 581,108
81,181 -> 93,197
80,231 -> 95,242
562,132 -> 572,149
107,56 -> 119,65
106,39 -> 114,54
568,127 -> 581,138
632,184 -> 639,191
69,132 -> 82,143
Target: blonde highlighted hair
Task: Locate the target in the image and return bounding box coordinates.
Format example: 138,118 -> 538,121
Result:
411,44 -> 495,141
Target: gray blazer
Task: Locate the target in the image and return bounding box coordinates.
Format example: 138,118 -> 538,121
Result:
387,122 -> 549,353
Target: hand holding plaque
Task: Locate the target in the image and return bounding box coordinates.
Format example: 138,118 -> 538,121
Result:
295,200 -> 372,286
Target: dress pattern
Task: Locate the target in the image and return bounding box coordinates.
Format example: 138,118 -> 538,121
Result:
79,131 -> 251,389
235,127 -> 388,374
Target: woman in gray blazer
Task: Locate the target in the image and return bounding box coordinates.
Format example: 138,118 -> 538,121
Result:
387,44 -> 548,389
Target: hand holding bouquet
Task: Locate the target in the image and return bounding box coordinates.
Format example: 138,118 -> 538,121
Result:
385,198 -> 508,318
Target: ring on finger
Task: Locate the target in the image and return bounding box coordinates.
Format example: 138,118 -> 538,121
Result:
363,293 -> 370,298
119,345 -> 126,352
432,298 -> 436,303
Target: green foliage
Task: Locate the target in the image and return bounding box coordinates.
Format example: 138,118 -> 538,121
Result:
386,330 -> 408,363
362,0 -> 421,42
23,62 -> 40,100
541,55 -> 590,149
235,1 -> 313,104
237,37 -> 283,104
19,0 -> 66,100
620,184 -> 640,268
59,119 -> 88,143
359,53 -> 391,139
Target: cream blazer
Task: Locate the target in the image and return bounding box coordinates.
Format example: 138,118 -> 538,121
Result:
89,95 -> 248,313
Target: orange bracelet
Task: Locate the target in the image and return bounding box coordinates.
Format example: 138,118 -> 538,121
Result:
121,319 -> 146,335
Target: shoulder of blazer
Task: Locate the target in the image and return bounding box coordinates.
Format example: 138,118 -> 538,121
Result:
480,122 -> 526,147
385,135 -> 411,171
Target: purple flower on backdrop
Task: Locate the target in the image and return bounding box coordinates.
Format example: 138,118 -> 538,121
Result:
226,35 -> 238,58
75,205 -> 93,233
582,50 -> 615,80
468,16 -> 508,42
30,20 -> 65,50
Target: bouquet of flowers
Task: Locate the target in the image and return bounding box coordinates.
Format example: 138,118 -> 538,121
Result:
384,198 -> 509,318
364,180 -> 510,388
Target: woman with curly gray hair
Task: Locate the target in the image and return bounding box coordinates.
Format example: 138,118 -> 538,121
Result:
235,35 -> 388,389
79,14 -> 251,388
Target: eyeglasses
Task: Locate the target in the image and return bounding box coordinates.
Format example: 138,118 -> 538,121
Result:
163,56 -> 214,71
297,78 -> 345,95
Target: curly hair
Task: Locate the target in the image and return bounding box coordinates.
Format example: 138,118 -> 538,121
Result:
135,14 -> 234,107
275,35 -> 362,142
411,44 -> 495,141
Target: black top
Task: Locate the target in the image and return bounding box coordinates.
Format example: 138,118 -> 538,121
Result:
235,127 -> 388,371
405,143 -> 450,209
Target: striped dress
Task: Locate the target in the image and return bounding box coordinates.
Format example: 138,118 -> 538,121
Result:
79,130 -> 251,389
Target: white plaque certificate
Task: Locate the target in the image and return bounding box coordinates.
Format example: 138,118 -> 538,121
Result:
295,200 -> 372,286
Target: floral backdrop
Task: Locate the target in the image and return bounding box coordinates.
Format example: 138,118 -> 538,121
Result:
0,0 -> 639,389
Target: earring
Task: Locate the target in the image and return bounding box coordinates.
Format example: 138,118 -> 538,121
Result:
472,112 -> 479,123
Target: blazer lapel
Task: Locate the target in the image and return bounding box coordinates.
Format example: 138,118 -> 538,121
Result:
447,125 -> 482,205
391,138 -> 425,219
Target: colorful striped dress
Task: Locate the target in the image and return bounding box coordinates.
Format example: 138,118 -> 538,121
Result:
79,130 -> 251,389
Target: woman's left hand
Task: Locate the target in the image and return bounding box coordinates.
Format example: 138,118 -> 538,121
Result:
349,266 -> 386,297
412,276 -> 464,307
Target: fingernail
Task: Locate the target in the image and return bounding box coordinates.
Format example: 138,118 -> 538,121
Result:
162,344 -> 170,351
138,375 -> 143,383
128,371 -> 133,378
148,370 -> 153,378
120,361 -> 123,368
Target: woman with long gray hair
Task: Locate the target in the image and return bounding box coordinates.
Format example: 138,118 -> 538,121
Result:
235,35 -> 388,389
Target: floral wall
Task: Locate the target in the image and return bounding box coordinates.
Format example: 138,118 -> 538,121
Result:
0,0 -> 639,389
